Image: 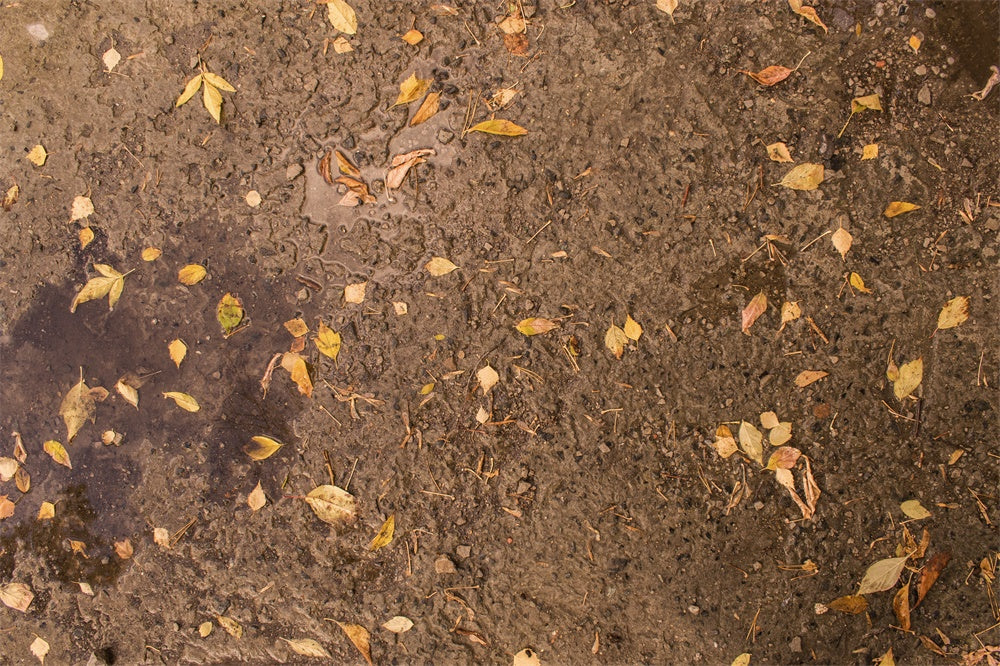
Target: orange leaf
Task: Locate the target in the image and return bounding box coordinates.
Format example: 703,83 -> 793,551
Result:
468,119 -> 528,136
741,65 -> 794,86
794,370 -> 828,387
915,552 -> 949,608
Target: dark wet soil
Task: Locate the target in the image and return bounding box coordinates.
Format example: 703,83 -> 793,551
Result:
1,0 -> 998,664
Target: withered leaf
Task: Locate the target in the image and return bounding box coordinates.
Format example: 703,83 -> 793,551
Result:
387,148 -> 435,189
103,47 -> 122,73
915,552 -> 949,607
217,615 -> 243,639
893,358 -> 922,400
936,296 -> 969,330
777,163 -> 824,190
858,556 -> 909,595
2,184 -> 18,211
247,481 -> 266,511
515,317 -> 558,336
393,72 -> 431,107
332,36 -> 353,53
199,621 -> 213,637
410,92 -> 441,126
468,119 -> 528,136
178,264 -> 207,285
0,495 -> 13,520
901,499 -> 931,520
333,622 -> 372,666
0,457 -> 18,482
862,143 -> 879,160
79,227 -> 95,249
828,594 -> 868,614
839,94 -> 882,137
382,616 -> 414,633
335,149 -> 360,178
477,365 -> 500,393
315,322 -> 342,361
401,29 -> 424,45
114,538 -> 133,559
343,281 -> 367,304
831,227 -> 852,260
217,293 -> 244,335
794,370 -> 828,387
281,352 -> 313,397
368,514 -> 395,551
738,421 -> 763,465
14,467 -> 29,493
712,425 -> 738,458
141,247 -> 162,261
503,33 -> 529,56
202,81 -> 223,123
769,421 -> 792,446
283,317 -> 309,338
893,580 -> 912,631
777,301 -> 801,333
0,582 -> 33,612
425,256 -> 458,276
741,65 -> 794,86
730,654 -> 751,666
605,324 -> 628,359
883,201 -> 920,218
115,378 -> 139,409
30,635 -> 49,663
176,74 -> 203,107
244,435 -> 283,461
335,175 -> 375,205
766,446 -> 801,470
70,195 -> 95,222
656,0 -> 679,21
327,0 -> 358,35
849,272 -> 871,294
162,391 -> 200,412
26,144 -> 47,166
624,314 -> 643,341
766,142 -> 793,162
741,291 -> 767,334
37,502 -> 55,520
71,264 -> 125,312
760,411 -> 780,430
498,14 -> 526,34
281,638 -> 332,659
306,485 -> 357,525
168,339 -> 187,368
788,0 -> 828,32
514,648 -> 543,666
61,378 -> 99,441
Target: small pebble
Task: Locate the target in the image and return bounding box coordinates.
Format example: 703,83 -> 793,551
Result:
688,605 -> 701,615
435,555 -> 457,574
918,84 -> 931,105
286,163 -> 303,180
790,636 -> 803,653
456,545 -> 472,559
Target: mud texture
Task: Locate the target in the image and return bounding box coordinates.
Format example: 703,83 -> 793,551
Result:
1,0 -> 998,664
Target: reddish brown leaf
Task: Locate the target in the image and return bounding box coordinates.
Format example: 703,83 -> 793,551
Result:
915,552 -> 950,608
741,65 -> 793,86
828,594 -> 868,614
741,291 -> 767,334
893,581 -> 911,631
335,150 -> 361,177
318,149 -> 335,184
504,33 -> 529,56
334,176 -> 375,204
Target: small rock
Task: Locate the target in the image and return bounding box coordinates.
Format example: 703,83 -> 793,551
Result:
790,636 -> 803,653
915,65 -> 927,76
286,163 -> 303,180
437,129 -> 454,144
456,545 -> 472,559
918,84 -> 932,105
516,481 -> 532,495
688,605 -> 701,615
435,555 -> 457,574
754,501 -> 765,511
26,23 -> 50,42
598,442 -> 611,454
925,7 -> 936,18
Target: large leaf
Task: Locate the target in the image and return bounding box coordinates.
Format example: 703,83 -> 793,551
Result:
857,556 -> 909,595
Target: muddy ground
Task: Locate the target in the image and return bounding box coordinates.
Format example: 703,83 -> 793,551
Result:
1,0 -> 998,664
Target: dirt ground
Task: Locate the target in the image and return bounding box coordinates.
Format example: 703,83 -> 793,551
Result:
1,0 -> 998,664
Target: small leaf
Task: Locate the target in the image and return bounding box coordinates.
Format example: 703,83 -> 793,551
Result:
711,425 -> 738,458
247,482 -> 266,511
114,539 -> 133,559
0,457 -> 20,483
477,365 -> 500,393
777,163 -> 824,191
115,379 -> 139,409
893,358 -> 922,400
857,556 -> 909,595
334,622 -> 372,666
168,339 -> 187,368
102,47 -> 122,72
766,446 -> 801,470
334,150 -> 360,177
79,227 -> 95,249
26,144 -> 47,166
217,615 -> 243,639
741,65 -> 793,86
141,247 -> 162,261
849,272 -> 872,293
425,256 -> 458,276
163,391 -> 200,412
605,324 -> 628,359
766,142 -> 793,162
387,148 -> 435,189
908,34 -> 921,53
70,276 -> 117,312
0,582 -> 34,612
281,638 -> 332,659
883,201 -> 920,218
828,594 -> 868,614
153,527 -> 170,548
656,0 -> 679,21
203,72 -> 235,92
936,296 -> 969,330
176,74 -> 203,107
60,378 -> 97,441
851,93 -> 883,113
738,421 -> 763,465
382,616 -> 414,633
760,411 -> 780,430
281,352 -> 313,397
315,322 -> 342,361
730,654 -> 751,666
769,421 -> 793,446
741,291 -> 767,334
861,143 -> 879,160
30,635 -> 49,663
217,293 -> 244,335
468,119 -> 528,136
831,227 -> 853,260
794,370 -> 828,387
244,435 -> 283,461
327,0 -> 358,35
202,81 -> 223,123
332,36 -> 353,53
344,281 -> 367,304
0,495 -> 13,520
368,514 -> 395,551
788,0 -> 827,32
915,552 -> 949,607
777,301 -> 801,332
410,92 -> 440,126
515,317 -> 558,336
623,314 -> 643,341
393,72 -> 431,107
401,29 -> 424,45
306,485 -> 357,526
283,317 -> 309,338
901,499 -> 931,519
38,502 -> 55,520
199,621 -> 213,637
178,263 -> 207,285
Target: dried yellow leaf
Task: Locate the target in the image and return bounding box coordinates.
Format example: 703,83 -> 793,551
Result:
26,144 -> 47,166
305,485 -> 357,526
203,72 -> 235,92
178,264 -> 207,285
777,163 -> 824,190
0,495 -> 13,520
936,296 -> 969,330
344,281 -> 367,304
244,435 -> 283,461
425,256 -> 458,276
333,622 -> 373,666
788,0 -> 827,32
769,421 -> 793,446
327,0 -> 358,35
766,142 -> 793,162
78,226 -> 95,249
115,378 -> 139,409
731,654 -> 752,666
248,481 -> 266,511
60,378 -> 98,441
401,29 -> 423,45
712,425 -> 738,458
315,322 -> 342,361
368,514 -> 395,551
162,391 -> 200,412
908,34 -> 921,53
778,301 -> 801,333
282,638 -> 332,659
141,246 -> 162,261
893,358 -> 922,400
393,72 -> 431,107
851,93 -> 882,113
332,36 -> 353,53
857,556 -> 908,595
849,272 -> 871,293
760,411 -> 780,430
828,594 -> 868,614
656,0 -> 679,21
477,365 -> 500,393
281,352 -> 313,397
168,339 -> 187,368
382,616 -> 414,633
284,317 -> 309,338
468,119 -> 528,136
0,583 -> 34,613
883,201 -> 920,218
176,74 -> 203,107
861,143 -> 879,160
516,317 -> 558,336
2,184 -> 18,210
901,499 -> 931,520
410,91 -> 441,126
153,527 -> 170,548
38,502 -> 55,520
202,81 -> 223,123
217,615 -> 243,639
831,227 -> 852,260
114,538 -> 133,559
605,324 -> 627,359
738,421 -> 763,465
43,440 -> 71,469
624,314 -> 643,341
198,621 -> 213,638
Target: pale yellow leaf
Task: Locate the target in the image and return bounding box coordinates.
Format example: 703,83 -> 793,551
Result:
344,281 -> 367,304
738,421 -> 763,465
0,582 -> 34,612
168,339 -> 187,368
176,74 -> 203,107
199,621 -> 213,637
102,47 -> 121,72
831,227 -> 852,260
70,195 -> 94,222
203,72 -> 235,92
26,144 -> 47,166
778,301 -> 801,333
777,163 -> 824,190
425,256 -> 458,276
153,527 -> 170,548
282,638 -> 332,659
382,616 -> 414,633
315,322 -> 342,361
141,246 -> 162,261
78,581 -> 94,596
244,435 -> 283,461
741,291 -> 767,334
217,615 -> 243,639
624,314 -> 643,341
852,93 -> 882,113
217,293 -> 244,335
499,14 -> 526,34
0,457 -> 17,482
468,119 -> 528,136
114,538 -> 133,559
712,425 -> 738,458
393,72 -> 430,107
79,227 -> 95,249
410,92 -> 440,126
731,654 -> 752,666
334,622 -> 372,666
514,648 -> 543,666
861,143 -> 879,160
605,324 -> 628,359
327,0 -> 358,35
178,264 -> 207,285
38,502 -> 55,520
766,142 -> 793,162
202,80 -> 223,122
247,481 -> 266,511
794,370 -> 828,387
893,358 -> 922,400
515,317 -> 558,336
760,411 -> 780,430
402,29 -> 423,45
901,499 -> 931,520
60,378 -> 97,441
245,190 -> 262,208
477,365 -> 500,393
769,421 -> 792,446
306,485 -> 357,526
936,296 -> 969,330
656,0 -> 679,20
857,556 -> 909,595
162,391 -> 200,412
368,514 -> 395,551
883,201 -> 920,218
30,635 -> 49,663
115,379 -> 139,409
332,36 -> 353,53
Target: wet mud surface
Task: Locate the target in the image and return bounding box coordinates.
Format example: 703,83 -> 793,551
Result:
1,0 -> 998,663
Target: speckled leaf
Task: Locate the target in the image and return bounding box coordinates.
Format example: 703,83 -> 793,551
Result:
327,0 -> 358,35
306,485 -> 356,526
936,296 -> 969,330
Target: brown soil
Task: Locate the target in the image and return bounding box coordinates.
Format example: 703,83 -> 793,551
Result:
1,1 -> 998,664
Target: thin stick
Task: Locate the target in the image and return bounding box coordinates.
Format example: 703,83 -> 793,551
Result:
799,229 -> 832,252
